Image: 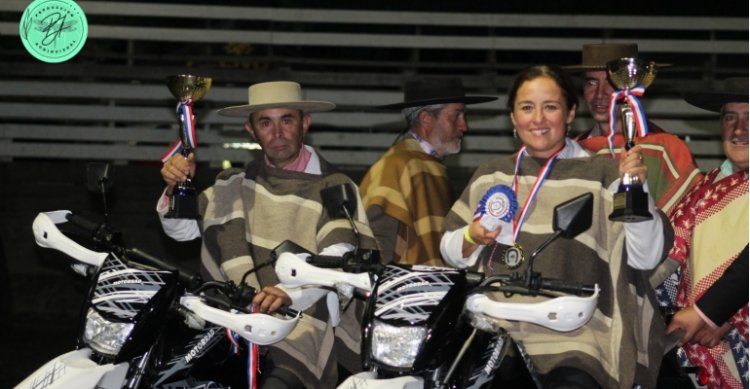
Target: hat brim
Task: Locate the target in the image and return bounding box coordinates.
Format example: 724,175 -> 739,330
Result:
562,63 -> 672,72
217,101 -> 336,117
684,93 -> 749,113
376,95 -> 497,110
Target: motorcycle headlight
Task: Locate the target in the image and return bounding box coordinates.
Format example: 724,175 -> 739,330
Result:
371,319 -> 426,368
83,308 -> 134,356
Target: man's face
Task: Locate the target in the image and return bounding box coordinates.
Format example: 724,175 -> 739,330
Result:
582,70 -> 615,129
721,102 -> 749,170
425,103 -> 468,157
245,108 -> 310,168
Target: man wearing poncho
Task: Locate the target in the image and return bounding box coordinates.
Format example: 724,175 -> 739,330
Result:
158,81 -> 377,389
665,77 -> 748,389
360,77 -> 496,266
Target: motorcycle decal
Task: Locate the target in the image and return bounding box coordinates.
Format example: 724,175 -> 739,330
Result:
467,334 -> 506,388
374,266 -> 459,322
153,326 -> 225,386
29,361 -> 65,389
92,253 -> 171,320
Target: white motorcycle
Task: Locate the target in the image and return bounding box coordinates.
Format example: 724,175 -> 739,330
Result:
275,193 -> 601,388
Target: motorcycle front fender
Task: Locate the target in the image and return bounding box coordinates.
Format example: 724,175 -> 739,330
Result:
14,348 -> 128,389
337,371 -> 423,389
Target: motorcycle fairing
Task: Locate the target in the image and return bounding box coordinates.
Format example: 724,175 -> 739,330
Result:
13,349 -> 128,389
363,265 -> 468,374
81,252 -> 180,363
337,371 -> 424,389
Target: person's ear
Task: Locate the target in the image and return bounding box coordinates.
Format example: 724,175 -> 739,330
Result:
566,104 -> 577,124
419,110 -> 435,126
510,112 -> 517,127
301,114 -> 311,137
244,122 -> 257,141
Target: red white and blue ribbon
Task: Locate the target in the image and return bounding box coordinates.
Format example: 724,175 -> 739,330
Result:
247,304 -> 260,389
511,145 -> 564,242
160,99 -> 197,163
226,328 -> 242,354
607,86 -> 649,156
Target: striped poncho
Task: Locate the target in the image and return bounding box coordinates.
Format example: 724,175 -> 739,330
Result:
443,148 -> 669,389
198,155 -> 377,389
359,137 -> 452,266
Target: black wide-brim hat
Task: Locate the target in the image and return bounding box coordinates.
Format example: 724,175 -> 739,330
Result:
377,77 -> 497,110
684,77 -> 749,113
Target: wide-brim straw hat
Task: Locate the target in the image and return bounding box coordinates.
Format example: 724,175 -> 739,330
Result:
563,43 -> 671,71
684,77 -> 749,113
217,81 -> 336,117
377,77 -> 497,110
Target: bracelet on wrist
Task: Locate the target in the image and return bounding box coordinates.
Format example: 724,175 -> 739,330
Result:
464,227 -> 477,245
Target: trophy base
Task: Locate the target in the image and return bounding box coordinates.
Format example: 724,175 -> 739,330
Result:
164,186 -> 199,219
609,185 -> 653,222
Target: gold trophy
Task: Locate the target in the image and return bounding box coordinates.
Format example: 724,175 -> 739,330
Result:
607,58 -> 656,222
164,74 -> 212,219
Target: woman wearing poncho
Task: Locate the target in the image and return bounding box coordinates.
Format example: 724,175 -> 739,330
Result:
440,65 -> 671,389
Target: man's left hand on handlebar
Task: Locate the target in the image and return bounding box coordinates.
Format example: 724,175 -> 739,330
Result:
252,286 -> 292,313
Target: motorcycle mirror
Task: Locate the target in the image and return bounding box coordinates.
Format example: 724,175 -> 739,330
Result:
86,162 -> 114,222
525,193 -> 593,288
321,184 -> 357,219
321,184 -> 361,252
86,162 -> 113,194
552,192 -> 593,239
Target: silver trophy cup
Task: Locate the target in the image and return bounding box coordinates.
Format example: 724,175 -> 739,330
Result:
606,58 -> 656,222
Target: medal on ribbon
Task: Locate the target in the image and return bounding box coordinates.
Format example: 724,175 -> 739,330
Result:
505,145 -> 564,269
502,243 -> 525,269
473,185 -> 517,246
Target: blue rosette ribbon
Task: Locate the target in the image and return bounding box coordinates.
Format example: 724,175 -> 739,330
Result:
473,185 -> 517,233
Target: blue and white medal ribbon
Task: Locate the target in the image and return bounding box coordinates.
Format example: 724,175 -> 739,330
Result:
606,86 -> 649,156
160,99 -> 197,163
473,185 -> 517,245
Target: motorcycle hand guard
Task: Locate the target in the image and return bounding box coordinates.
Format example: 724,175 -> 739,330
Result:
465,284 -> 600,332
180,295 -> 300,345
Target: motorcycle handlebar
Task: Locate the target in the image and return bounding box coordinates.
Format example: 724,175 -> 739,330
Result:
65,212 -> 100,232
485,274 -> 595,297
539,278 -> 596,296
308,255 -> 345,268
307,253 -> 384,274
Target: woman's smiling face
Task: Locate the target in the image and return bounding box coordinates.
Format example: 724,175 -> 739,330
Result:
511,76 -> 577,158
